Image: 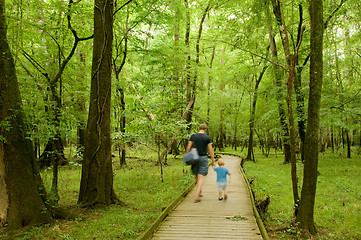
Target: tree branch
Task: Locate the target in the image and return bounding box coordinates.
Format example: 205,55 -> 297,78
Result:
21,50 -> 50,82
201,38 -> 288,72
114,0 -> 133,16
324,0 -> 347,29
50,0 -> 93,85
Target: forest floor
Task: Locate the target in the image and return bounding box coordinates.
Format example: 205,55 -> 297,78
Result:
241,147 -> 361,240
0,146 -> 360,239
0,145 -> 194,240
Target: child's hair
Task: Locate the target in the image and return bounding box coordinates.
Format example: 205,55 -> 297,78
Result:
217,158 -> 225,166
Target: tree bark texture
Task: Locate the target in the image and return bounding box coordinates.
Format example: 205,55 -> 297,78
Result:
296,0 -> 323,234
184,0 -> 192,127
246,66 -> 268,161
0,0 -> 51,229
294,4 -> 308,162
271,0 -> 300,206
78,0 -> 119,207
268,26 -> 291,164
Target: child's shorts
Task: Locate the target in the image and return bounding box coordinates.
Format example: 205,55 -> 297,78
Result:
217,182 -> 227,191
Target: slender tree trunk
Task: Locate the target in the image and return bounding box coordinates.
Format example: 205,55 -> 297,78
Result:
331,125 -> 335,152
159,96 -> 195,162
286,64 -> 300,206
76,50 -> 87,157
184,0 -> 192,128
296,0 -> 323,234
119,87 -> 126,165
246,66 -> 268,161
207,46 -> 216,126
78,0 -> 119,207
218,109 -> 224,151
271,0 -> 301,207
267,11 -> 291,164
0,0 -> 52,228
294,4 -> 308,163
185,0 -> 211,129
346,129 -> 351,158
38,85 -> 67,169
233,116 -> 238,151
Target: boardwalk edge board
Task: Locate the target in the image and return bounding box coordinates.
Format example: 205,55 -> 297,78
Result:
138,179 -> 196,240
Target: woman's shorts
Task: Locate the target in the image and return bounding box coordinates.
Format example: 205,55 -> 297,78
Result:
217,182 -> 227,191
191,155 -> 209,176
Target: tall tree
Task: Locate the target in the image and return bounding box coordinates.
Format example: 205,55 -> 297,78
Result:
271,0 -> 303,208
293,4 -> 308,162
184,0 -> 193,128
296,0 -> 323,235
246,64 -> 268,161
78,0 -> 119,207
113,3 -> 130,166
265,0 -> 291,164
0,0 -> 51,229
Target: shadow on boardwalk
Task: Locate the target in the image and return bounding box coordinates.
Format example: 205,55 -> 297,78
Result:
150,155 -> 264,240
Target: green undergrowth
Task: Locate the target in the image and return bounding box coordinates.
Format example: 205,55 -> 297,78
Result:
1,146 -> 193,240
242,149 -> 361,240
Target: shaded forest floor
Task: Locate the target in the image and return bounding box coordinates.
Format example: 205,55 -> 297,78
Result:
0,145 -> 194,240
242,147 -> 361,239
1,145 -> 360,239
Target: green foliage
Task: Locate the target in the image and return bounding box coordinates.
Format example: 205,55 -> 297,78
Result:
243,149 -> 361,239
3,0 -> 361,237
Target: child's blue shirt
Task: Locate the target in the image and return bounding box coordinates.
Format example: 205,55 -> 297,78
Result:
214,167 -> 230,183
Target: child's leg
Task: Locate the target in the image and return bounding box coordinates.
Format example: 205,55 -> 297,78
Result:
218,191 -> 223,199
224,189 -> 228,200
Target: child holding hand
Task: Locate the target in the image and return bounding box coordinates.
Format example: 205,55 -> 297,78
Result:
213,158 -> 231,200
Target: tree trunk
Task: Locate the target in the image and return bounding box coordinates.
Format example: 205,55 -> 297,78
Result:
331,125 -> 335,152
296,0 -> 323,234
38,135 -> 67,169
78,0 -> 119,207
0,0 -> 52,228
246,66 -> 268,161
207,46 -> 216,126
271,0 -> 301,207
346,129 -> 351,158
267,19 -> 291,164
184,0 -> 192,128
119,87 -> 127,165
218,109 -> 225,151
294,4 -> 308,163
76,50 -> 87,157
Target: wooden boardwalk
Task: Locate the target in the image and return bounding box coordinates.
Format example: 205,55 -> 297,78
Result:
150,155 -> 264,240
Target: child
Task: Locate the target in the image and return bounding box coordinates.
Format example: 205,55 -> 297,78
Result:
213,158 -> 231,201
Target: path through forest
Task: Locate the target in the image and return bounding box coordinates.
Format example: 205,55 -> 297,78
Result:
150,155 -> 264,239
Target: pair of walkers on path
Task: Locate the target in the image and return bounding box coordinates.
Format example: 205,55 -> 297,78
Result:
185,124 -> 231,203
